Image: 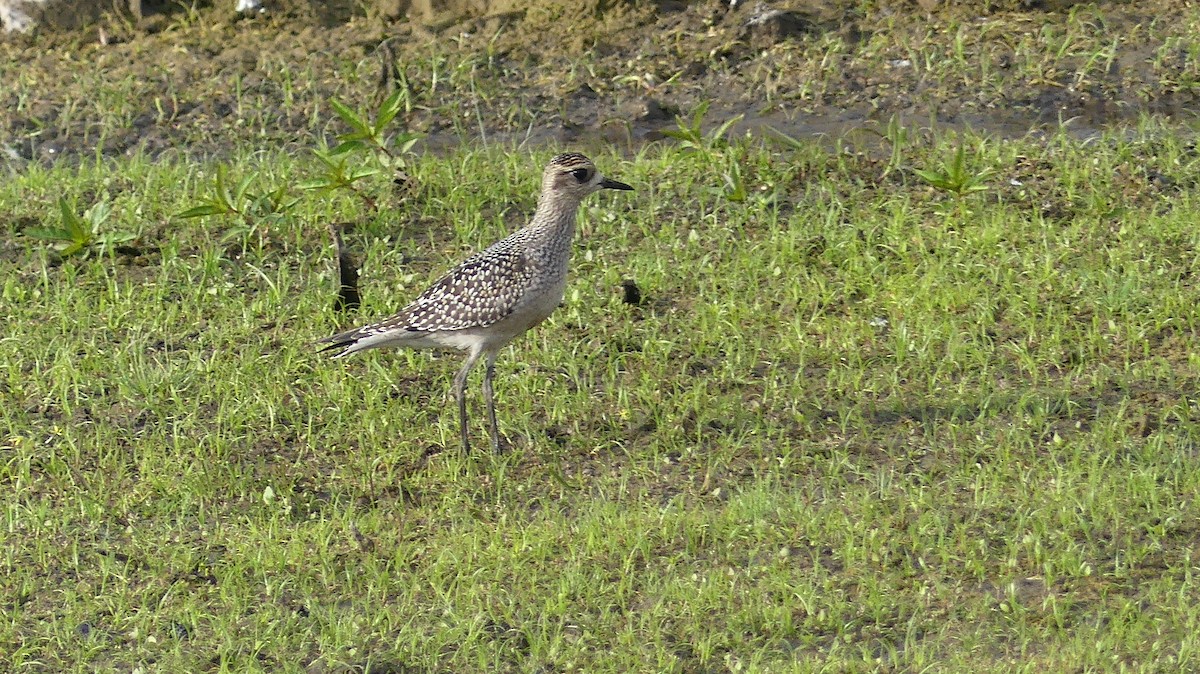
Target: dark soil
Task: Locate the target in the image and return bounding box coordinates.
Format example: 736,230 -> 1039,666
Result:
0,0 -> 1197,164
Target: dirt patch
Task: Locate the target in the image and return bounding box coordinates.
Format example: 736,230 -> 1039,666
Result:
1,0 -> 1198,164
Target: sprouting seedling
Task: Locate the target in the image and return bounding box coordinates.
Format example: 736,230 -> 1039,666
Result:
913,142 -> 994,198
663,100 -> 744,154
722,157 -> 747,203
176,165 -> 299,249
26,198 -> 134,258
178,165 -> 299,222
300,92 -> 423,210
177,164 -> 254,220
325,90 -> 421,167
663,100 -> 709,148
862,114 -> 911,178
297,149 -> 382,209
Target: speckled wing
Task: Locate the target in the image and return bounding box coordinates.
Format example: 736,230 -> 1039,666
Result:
319,243 -> 535,354
401,245 -> 535,331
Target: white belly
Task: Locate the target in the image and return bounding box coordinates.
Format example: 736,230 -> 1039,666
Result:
428,275 -> 566,352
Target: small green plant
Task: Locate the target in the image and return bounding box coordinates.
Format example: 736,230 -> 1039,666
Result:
326,90 -> 420,163
666,101 -> 747,203
913,141 -> 994,198
721,157 -> 747,203
179,92 -> 421,231
764,125 -> 805,151
870,114 -> 911,178
612,69 -> 683,95
25,198 -> 135,258
177,165 -> 298,247
297,149 -> 384,209
663,100 -> 744,155
296,92 -> 423,313
165,0 -> 205,33
299,92 -> 422,312
299,90 -> 422,209
177,164 -> 255,221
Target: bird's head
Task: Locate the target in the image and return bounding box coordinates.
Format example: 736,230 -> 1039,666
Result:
541,152 -> 633,201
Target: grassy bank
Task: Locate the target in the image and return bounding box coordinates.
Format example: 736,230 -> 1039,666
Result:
3,123 -> 1200,671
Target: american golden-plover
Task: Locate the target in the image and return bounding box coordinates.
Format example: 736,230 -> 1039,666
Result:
320,153 -> 633,453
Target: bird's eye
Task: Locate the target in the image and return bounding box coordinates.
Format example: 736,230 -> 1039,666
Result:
570,168 -> 591,183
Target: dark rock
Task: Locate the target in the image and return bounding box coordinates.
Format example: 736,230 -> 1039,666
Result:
740,4 -> 815,50
620,278 -> 644,306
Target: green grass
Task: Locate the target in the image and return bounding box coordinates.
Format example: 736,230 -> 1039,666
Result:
4,123 -> 1200,672
7,4 -> 1200,670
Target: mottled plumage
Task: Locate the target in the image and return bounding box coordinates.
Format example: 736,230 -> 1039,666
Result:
320,153 -> 633,453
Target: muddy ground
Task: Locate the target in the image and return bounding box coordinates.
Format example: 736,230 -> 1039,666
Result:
0,0 -> 1198,164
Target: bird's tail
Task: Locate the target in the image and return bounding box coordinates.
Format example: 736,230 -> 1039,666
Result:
316,327 -> 365,358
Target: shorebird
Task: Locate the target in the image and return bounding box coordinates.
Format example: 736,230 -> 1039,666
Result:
320,153 -> 633,453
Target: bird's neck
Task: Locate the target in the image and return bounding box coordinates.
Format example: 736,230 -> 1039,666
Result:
527,199 -> 581,262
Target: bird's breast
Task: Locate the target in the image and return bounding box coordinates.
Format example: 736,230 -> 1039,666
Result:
516,271 -> 567,323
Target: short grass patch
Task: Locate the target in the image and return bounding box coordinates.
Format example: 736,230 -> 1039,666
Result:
4,126 -> 1200,672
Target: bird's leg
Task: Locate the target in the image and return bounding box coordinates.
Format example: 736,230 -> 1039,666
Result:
482,352 -> 501,452
453,349 -> 483,454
